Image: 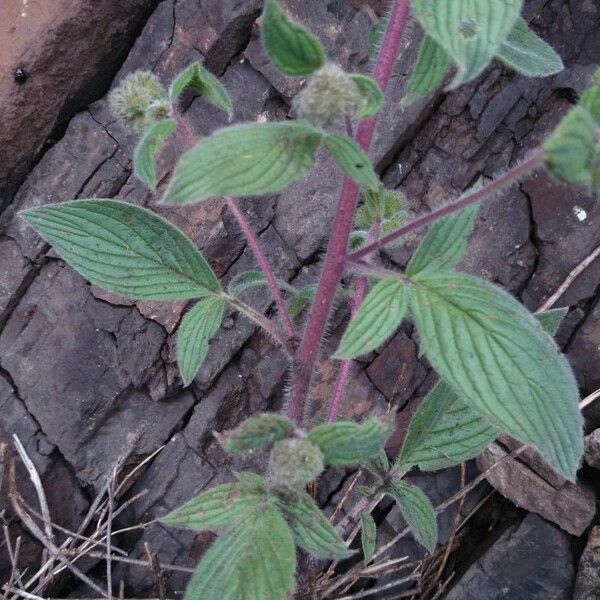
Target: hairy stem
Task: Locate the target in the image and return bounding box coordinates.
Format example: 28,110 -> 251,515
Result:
287,0 -> 411,424
224,294 -> 291,352
327,220 -> 381,423
348,149 -> 544,261
173,107 -> 296,344
224,197 -> 296,339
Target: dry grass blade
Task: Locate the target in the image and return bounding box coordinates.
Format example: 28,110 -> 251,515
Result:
335,569 -> 420,599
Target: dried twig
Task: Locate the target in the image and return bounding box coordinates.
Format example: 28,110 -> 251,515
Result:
537,243 -> 600,312
144,543 -> 167,600
12,435 -> 54,569
8,461 -> 107,597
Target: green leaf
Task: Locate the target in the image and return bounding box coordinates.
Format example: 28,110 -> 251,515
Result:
334,278 -> 408,359
364,449 -> 390,479
355,187 -> 407,236
397,379 -> 498,472
183,503 -> 296,600
396,308 -> 567,472
411,0 -> 523,88
404,36 -> 451,102
275,487 -> 353,559
535,306 -> 568,336
497,17 -> 563,77
160,473 -> 267,531
360,513 -> 377,562
307,418 -> 394,467
134,118 -> 176,190
177,297 -> 225,386
543,106 -> 598,185
261,0 -> 325,76
164,121 -> 322,204
580,67 -> 600,126
349,74 -> 384,119
170,62 -> 233,120
323,133 -> 380,190
409,273 -> 583,480
406,204 -> 478,277
227,270 -> 296,299
20,199 -> 220,301
385,480 -> 438,552
221,413 -> 296,455
368,14 -> 388,58
287,284 -> 316,318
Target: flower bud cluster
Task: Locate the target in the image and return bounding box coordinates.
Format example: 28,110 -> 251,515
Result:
109,71 -> 170,132
293,63 -> 360,126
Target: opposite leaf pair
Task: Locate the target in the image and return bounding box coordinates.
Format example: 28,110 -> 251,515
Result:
337,204 -> 582,482
162,415 -> 394,599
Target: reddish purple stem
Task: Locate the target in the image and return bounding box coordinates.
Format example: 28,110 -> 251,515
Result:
224,197 -> 296,339
172,107 -> 295,342
348,150 -> 544,262
326,220 -> 381,423
287,0 -> 411,424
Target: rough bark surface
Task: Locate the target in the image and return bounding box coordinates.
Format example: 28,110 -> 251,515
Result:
0,0 -> 599,597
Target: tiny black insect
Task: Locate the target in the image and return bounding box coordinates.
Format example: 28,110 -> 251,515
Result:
14,67 -> 28,84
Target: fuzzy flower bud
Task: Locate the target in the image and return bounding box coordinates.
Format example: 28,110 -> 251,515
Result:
293,63 -> 359,126
109,71 -> 169,132
268,438 -> 324,489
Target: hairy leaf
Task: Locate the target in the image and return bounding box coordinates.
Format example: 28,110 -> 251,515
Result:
324,133 -> 380,190
161,473 -> 267,531
170,62 -> 233,120
221,413 -> 296,454
134,118 -> 176,190
368,14 -> 388,58
411,0 -> 523,88
409,273 -> 583,480
364,449 -> 390,479
183,503 -> 295,600
334,278 -> 408,359
164,121 -> 322,203
355,187 -> 407,233
350,74 -> 384,118
497,17 -> 563,77
406,204 -> 478,276
227,270 -> 296,298
544,106 -> 598,185
396,308 -> 567,472
580,67 -> 600,125
261,0 -> 325,76
397,379 -> 498,472
360,513 -> 377,562
307,418 -> 394,466
21,200 -> 220,301
405,36 -> 450,102
287,284 -> 317,318
275,487 -> 352,559
177,297 -> 225,386
535,307 -> 568,336
385,480 -> 438,552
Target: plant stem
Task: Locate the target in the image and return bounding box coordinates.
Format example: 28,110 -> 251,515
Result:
172,106 -> 296,343
224,197 -> 296,340
172,108 -> 197,148
327,220 -> 381,423
224,294 -> 291,352
348,149 -> 544,261
287,0 -> 411,424
346,258 -> 412,283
